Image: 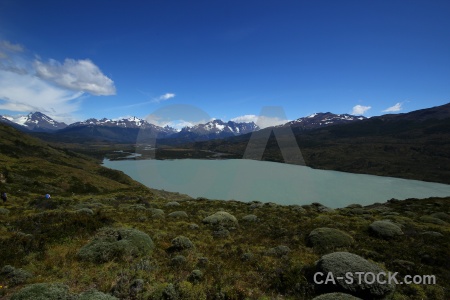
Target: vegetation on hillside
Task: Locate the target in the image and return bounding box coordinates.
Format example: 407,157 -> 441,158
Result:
1,194 -> 449,299
0,122 -> 449,299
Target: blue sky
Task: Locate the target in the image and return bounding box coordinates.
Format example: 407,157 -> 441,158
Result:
0,0 -> 449,126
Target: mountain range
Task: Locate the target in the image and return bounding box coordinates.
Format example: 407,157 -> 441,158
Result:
0,110 -> 367,143
192,102 -> 450,184
0,102 -> 449,183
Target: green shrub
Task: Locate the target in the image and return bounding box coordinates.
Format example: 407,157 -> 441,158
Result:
265,245 -> 291,257
312,292 -> 362,299
170,236 -> 194,251
369,220 -> 403,239
187,269 -> 203,283
419,216 -> 447,225
307,227 -> 354,253
168,211 -> 188,218
202,211 -> 237,227
242,214 -> 258,222
430,212 -> 450,222
315,252 -> 395,299
1,265 -> 33,286
75,208 -> 95,215
78,289 -> 118,300
11,283 -> 71,300
171,255 -> 187,266
78,227 -> 154,263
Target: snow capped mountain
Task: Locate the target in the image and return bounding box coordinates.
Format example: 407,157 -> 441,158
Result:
159,119 -> 260,143
0,110 -> 364,141
285,112 -> 366,130
0,112 -> 67,132
181,119 -> 259,136
68,116 -> 177,134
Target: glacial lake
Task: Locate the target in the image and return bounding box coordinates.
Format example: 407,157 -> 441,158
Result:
103,159 -> 450,208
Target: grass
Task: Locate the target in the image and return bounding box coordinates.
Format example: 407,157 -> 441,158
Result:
1,194 -> 449,299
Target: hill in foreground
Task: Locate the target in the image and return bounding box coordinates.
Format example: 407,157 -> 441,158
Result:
0,194 -> 449,299
0,121 -> 449,299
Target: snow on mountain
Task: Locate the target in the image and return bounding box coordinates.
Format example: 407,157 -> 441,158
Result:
285,112 -> 366,130
68,116 -> 177,135
0,112 -> 67,132
180,119 -> 259,136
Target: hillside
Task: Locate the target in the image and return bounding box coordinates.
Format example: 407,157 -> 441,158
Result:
193,103 -> 450,184
0,123 -> 149,196
0,121 -> 449,299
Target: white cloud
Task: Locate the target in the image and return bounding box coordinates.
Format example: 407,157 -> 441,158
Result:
160,93 -> 175,100
34,59 -> 116,95
145,114 -> 205,130
0,40 -> 24,53
151,93 -> 176,103
0,70 -> 83,117
0,39 -> 116,123
231,114 -> 288,129
351,105 -> 371,115
382,102 -> 403,112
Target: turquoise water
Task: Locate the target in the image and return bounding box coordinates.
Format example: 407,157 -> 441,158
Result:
103,159 -> 450,208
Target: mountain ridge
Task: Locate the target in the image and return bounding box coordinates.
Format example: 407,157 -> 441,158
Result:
1,110 -> 367,143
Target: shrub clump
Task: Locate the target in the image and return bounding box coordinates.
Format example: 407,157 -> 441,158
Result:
78,289 -> 118,300
430,212 -> 450,222
170,236 -> 194,251
242,214 -> 258,222
1,265 -> 33,286
421,231 -> 444,238
312,292 -> 362,300
188,269 -> 203,283
77,227 -> 154,263
11,283 -> 71,300
265,245 -> 291,257
315,252 -> 395,299
307,227 -> 354,252
165,201 -> 180,207
168,211 -> 188,218
212,227 -> 230,238
368,220 -> 403,239
197,257 -> 209,268
75,208 -> 95,215
188,223 -> 199,230
419,215 -> 447,225
151,208 -> 165,218
202,211 -> 238,227
171,255 -> 187,266
0,207 -> 10,215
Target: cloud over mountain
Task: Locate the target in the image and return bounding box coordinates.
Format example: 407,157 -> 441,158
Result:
0,39 -> 116,123
34,58 -> 116,96
351,104 -> 371,115
231,114 -> 288,129
383,102 -> 403,112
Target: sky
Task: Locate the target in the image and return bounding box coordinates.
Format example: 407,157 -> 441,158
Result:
0,0 -> 450,127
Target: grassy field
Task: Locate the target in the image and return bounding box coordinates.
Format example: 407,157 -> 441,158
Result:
1,193 -> 449,299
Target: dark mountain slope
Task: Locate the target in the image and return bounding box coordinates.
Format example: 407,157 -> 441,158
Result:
193,103 -> 450,184
0,123 -> 147,195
